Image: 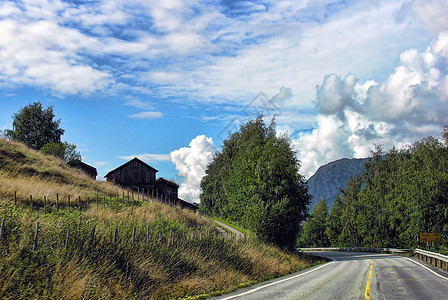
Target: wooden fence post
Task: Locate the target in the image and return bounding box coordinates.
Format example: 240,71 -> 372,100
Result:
44,196 -> 47,213
33,222 -> 39,251
29,195 -> 32,208
78,196 -> 81,211
65,228 -> 70,251
113,228 -> 118,243
132,228 -> 136,244
56,194 -> 59,211
68,195 -> 71,209
90,226 -> 96,247
0,219 -> 5,241
137,188 -> 140,201
14,191 -> 17,207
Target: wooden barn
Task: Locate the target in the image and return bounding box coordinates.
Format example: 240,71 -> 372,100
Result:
105,157 -> 158,193
155,178 -> 179,200
78,161 -> 97,179
105,158 -> 198,210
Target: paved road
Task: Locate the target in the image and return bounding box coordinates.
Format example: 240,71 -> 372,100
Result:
211,251 -> 448,299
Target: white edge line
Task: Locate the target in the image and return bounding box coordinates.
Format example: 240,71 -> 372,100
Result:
220,260 -> 335,300
403,257 -> 448,281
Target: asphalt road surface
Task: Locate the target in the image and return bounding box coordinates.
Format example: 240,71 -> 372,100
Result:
211,251 -> 448,300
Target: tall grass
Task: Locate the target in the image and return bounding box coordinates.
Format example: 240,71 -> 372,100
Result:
0,138 -> 318,299
0,201 -> 316,299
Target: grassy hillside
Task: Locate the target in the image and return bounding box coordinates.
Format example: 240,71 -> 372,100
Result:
0,138 -> 317,299
0,138 -> 124,202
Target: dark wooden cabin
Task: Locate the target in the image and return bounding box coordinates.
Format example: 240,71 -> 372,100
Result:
177,199 -> 199,211
104,158 -> 158,192
155,178 -> 179,200
78,161 -> 97,179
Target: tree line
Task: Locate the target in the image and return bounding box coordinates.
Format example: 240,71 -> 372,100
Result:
299,133 -> 448,251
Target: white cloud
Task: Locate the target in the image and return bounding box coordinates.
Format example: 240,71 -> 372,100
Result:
123,98 -> 155,110
127,111 -> 163,119
296,31 -> 448,178
119,154 -> 171,162
0,0 -> 438,104
170,135 -> 217,203
406,0 -> 448,34
144,71 -> 188,85
0,18 -> 111,95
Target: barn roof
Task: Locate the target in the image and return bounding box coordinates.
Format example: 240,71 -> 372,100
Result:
79,161 -> 97,172
104,157 -> 158,178
156,177 -> 179,188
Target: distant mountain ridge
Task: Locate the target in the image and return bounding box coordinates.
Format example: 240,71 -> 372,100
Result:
306,157 -> 370,208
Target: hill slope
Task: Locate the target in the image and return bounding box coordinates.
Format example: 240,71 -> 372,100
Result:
0,138 -> 122,201
0,138 -> 315,299
306,157 -> 369,208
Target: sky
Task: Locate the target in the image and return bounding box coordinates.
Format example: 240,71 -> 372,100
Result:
0,0 -> 447,203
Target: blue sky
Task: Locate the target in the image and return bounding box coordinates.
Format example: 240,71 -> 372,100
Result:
1,0 -> 447,202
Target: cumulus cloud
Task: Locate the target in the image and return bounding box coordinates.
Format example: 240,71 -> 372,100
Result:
170,135 -> 217,203
297,31 -> 448,178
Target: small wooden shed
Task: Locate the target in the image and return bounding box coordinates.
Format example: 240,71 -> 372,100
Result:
105,157 -> 158,192
78,161 -> 97,179
155,177 -> 179,200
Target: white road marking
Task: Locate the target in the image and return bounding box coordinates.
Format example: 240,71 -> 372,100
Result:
402,257 -> 448,281
220,261 -> 335,299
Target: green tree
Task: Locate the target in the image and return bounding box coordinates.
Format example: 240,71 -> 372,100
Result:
325,195 -> 344,246
200,116 -> 310,249
4,102 -> 64,150
40,142 -> 81,166
298,198 -> 330,247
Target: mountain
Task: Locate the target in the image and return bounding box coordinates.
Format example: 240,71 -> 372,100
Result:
306,157 -> 370,208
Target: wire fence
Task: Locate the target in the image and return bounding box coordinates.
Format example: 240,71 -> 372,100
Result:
3,189 -> 184,213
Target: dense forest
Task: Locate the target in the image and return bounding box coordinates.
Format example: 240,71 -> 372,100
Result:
299,134 -> 448,252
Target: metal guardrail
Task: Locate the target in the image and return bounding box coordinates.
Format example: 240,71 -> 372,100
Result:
299,247 -> 448,272
414,248 -> 448,271
298,247 -> 411,254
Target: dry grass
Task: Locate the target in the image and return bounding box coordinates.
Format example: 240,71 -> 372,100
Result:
0,138 -> 318,299
0,138 -> 127,202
